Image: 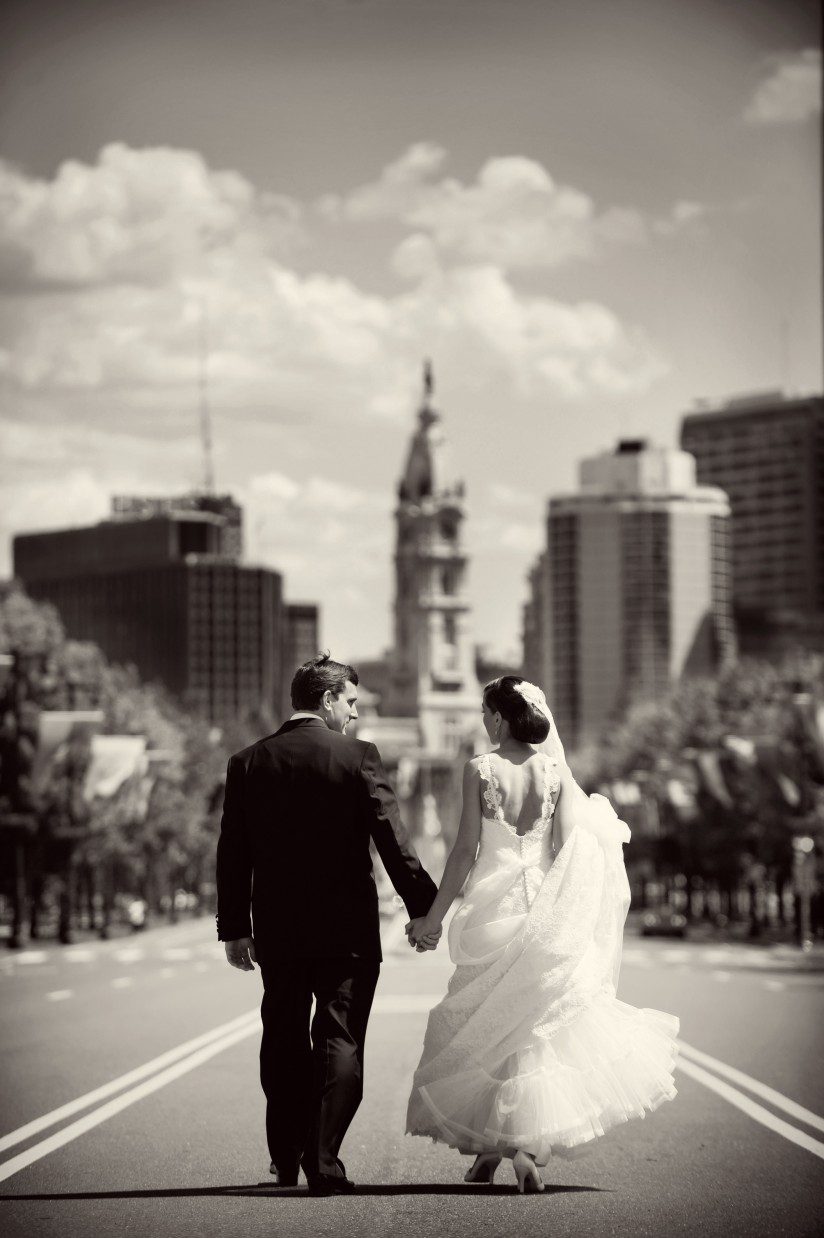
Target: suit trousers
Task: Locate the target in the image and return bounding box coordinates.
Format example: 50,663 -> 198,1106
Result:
259,956 -> 380,1178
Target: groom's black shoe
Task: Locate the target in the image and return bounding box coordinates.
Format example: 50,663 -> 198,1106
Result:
305,1172 -> 356,1196
269,1161 -> 299,1186
303,1158 -> 355,1196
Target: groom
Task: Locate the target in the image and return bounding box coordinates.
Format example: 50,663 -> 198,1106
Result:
216,653 -> 440,1195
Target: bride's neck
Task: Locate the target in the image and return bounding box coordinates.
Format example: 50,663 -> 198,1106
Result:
496,738 -> 532,756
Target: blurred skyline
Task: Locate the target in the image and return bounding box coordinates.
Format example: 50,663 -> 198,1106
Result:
1,0 -> 821,662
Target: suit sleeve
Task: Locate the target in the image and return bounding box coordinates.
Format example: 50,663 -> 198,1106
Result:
359,742 -> 437,919
215,756 -> 253,941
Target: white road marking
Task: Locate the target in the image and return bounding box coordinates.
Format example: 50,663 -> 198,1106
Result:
158,967 -> 175,979
45,990 -> 72,1002
200,944 -> 226,957
162,948 -> 192,961
64,948 -> 97,963
712,970 -> 732,982
110,977 -> 134,989
676,1057 -> 824,1161
0,1020 -> 259,1183
677,1039 -> 824,1134
764,979 -> 785,991
113,947 -> 144,963
0,1009 -> 258,1157
658,947 -> 690,963
702,947 -> 743,964
14,951 -> 48,965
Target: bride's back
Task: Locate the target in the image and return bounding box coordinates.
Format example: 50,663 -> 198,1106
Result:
485,750 -> 552,834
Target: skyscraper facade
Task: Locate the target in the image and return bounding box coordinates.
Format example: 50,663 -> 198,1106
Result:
680,391 -> 824,654
13,498 -> 303,723
280,602 -> 321,718
523,440 -> 735,749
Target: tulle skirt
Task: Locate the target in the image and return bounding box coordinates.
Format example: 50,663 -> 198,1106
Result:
407,806 -> 679,1163
408,987 -> 679,1163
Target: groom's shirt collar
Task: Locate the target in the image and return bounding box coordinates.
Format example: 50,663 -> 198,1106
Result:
289,711 -> 325,723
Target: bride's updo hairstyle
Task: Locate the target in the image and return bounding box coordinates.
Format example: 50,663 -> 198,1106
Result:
483,676 -> 551,744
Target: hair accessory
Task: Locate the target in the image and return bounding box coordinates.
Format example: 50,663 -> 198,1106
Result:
512,680 -> 552,721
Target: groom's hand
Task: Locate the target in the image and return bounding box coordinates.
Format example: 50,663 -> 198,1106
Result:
224,936 -> 257,971
405,918 -> 442,952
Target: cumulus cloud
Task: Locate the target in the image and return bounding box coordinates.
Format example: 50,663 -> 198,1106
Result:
323,143 -> 647,270
744,49 -> 822,125
0,140 -> 680,655
0,142 -> 302,290
0,143 -> 664,422
653,200 -> 709,237
243,470 -> 391,615
0,139 -> 667,607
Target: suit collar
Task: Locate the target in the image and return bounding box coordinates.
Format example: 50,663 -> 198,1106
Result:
274,716 -> 328,736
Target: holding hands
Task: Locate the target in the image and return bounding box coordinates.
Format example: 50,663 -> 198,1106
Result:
405,916 -> 442,953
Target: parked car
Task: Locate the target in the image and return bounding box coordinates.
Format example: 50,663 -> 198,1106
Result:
640,907 -> 688,938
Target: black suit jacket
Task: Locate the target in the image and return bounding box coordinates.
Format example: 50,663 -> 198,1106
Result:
215,717 -> 437,961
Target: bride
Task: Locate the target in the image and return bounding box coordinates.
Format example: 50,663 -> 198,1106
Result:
405,676 -> 679,1193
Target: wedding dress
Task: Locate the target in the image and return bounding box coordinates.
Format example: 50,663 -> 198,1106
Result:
406,747 -> 679,1164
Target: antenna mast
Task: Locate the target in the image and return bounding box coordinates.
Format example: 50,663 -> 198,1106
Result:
198,302 -> 215,494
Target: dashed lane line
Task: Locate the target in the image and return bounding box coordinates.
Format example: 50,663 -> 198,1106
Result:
110,977 -> 134,989
113,947 -> 144,963
45,990 -> 72,1002
0,1009 -> 259,1159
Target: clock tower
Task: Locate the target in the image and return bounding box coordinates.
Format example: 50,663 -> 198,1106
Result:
383,362 -> 481,754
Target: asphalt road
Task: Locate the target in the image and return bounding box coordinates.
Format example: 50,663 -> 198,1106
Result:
1,915 -> 822,1238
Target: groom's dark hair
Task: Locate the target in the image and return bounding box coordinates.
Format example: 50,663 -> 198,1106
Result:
290,651 -> 359,710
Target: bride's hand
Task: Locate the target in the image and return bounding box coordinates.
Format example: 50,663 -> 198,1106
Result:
414,917 -> 443,951
405,917 -> 443,951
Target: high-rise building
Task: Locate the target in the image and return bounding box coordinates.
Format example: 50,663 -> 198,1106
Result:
280,602 -> 321,718
522,550 -> 550,693
111,493 -> 244,559
380,363 -> 481,755
13,498 -> 298,723
523,440 -> 735,748
680,391 -> 824,654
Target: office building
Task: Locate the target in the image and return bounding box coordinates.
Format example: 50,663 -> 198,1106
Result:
680,391 -> 824,654
523,440 -> 735,748
13,498 -> 297,722
280,602 -> 321,717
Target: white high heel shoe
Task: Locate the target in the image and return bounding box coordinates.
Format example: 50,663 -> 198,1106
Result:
513,1150 -> 545,1194
464,1153 -> 502,1183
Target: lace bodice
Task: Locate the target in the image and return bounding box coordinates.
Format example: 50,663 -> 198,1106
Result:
479,751 -> 560,841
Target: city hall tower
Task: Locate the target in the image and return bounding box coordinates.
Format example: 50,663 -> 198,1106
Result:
383,363 -> 481,754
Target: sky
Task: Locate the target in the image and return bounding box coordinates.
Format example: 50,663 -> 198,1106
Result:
0,0 -> 821,663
